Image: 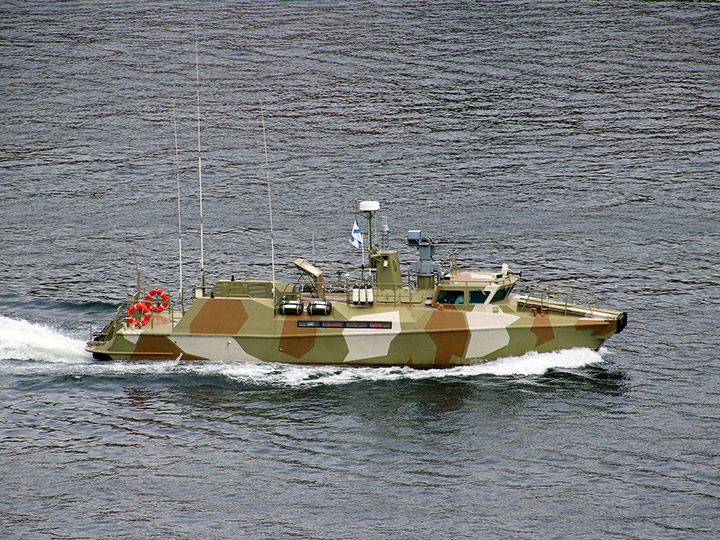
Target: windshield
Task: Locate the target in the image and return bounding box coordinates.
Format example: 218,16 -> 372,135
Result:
436,290 -> 464,305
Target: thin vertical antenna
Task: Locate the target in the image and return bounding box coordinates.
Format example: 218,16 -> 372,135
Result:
195,22 -> 206,290
260,103 -> 276,312
361,221 -> 366,278
133,248 -> 141,297
172,99 -> 185,312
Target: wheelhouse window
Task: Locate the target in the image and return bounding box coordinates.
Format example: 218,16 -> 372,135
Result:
436,290 -> 464,305
470,290 -> 489,304
489,285 -> 514,303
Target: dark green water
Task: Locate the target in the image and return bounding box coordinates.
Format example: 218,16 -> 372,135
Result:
1,2 -> 719,538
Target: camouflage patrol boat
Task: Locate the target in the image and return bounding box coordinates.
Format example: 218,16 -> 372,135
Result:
87,201 -> 627,366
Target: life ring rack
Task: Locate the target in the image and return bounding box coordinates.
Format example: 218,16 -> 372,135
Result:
144,288 -> 169,313
127,302 -> 151,328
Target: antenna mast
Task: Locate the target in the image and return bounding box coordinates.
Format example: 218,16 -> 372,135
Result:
195,22 -> 206,290
172,100 -> 185,312
132,248 -> 141,298
260,104 -> 276,312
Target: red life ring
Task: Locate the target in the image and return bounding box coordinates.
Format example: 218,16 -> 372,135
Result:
127,302 -> 151,328
144,289 -> 169,313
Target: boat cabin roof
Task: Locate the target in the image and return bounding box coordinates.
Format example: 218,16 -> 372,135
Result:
433,271 -> 517,307
444,270 -> 517,287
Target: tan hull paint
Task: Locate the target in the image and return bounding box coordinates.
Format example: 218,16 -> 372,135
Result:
87,296 -> 620,366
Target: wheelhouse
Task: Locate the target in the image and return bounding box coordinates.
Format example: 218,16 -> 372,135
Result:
432,271 -> 517,307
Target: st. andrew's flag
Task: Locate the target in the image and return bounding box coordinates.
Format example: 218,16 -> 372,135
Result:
349,218 -> 363,250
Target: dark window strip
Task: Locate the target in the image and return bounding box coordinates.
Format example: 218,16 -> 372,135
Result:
297,320 -> 392,329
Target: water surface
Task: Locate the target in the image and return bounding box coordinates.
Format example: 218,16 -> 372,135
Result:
1,2 -> 719,539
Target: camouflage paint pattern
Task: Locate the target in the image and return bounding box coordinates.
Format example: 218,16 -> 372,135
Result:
87,276 -> 627,367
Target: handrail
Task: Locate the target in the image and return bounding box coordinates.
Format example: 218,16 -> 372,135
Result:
440,276 -> 516,288
89,289 -> 177,343
518,282 -> 599,315
439,249 -> 458,275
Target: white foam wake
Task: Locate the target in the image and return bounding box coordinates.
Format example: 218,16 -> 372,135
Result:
181,347 -> 606,387
0,314 -> 89,363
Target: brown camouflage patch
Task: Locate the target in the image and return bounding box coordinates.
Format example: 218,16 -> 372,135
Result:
426,308 -> 468,365
575,318 -> 616,337
531,312 -> 555,347
189,299 -> 248,335
131,335 -> 204,360
279,316 -> 317,360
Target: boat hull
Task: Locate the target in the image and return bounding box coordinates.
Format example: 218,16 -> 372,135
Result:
86,296 -> 626,367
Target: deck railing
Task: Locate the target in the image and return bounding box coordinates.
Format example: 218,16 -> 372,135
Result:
88,290 -> 179,344
517,282 -> 599,315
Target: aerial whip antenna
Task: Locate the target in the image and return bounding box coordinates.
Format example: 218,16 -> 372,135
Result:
260,103 -> 277,312
132,247 -> 141,298
172,99 -> 185,312
195,22 -> 206,291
